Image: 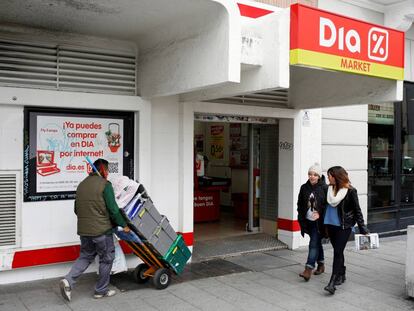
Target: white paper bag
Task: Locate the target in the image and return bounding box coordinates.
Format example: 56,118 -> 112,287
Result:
110,176 -> 140,208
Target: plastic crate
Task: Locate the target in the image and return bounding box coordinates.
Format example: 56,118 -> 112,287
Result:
130,199 -> 163,239
147,216 -> 178,256
129,199 -> 177,256
162,235 -> 191,274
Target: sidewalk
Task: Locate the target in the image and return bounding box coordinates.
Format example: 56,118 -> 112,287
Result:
0,235 -> 413,311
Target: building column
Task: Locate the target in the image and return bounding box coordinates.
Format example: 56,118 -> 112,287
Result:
179,101 -> 195,249
277,109 -> 322,249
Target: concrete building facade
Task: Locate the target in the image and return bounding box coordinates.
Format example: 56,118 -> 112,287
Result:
0,0 -> 409,284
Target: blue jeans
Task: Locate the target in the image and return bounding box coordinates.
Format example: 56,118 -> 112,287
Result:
305,220 -> 324,269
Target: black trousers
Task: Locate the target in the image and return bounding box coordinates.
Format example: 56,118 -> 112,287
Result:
326,225 -> 352,275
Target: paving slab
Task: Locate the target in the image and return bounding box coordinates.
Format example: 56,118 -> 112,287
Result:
225,252 -> 297,272
0,235 -> 413,311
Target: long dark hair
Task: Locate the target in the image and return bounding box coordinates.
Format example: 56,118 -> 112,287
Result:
327,166 -> 351,194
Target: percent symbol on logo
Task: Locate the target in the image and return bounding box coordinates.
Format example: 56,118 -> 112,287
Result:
368,27 -> 388,62
372,33 -> 385,56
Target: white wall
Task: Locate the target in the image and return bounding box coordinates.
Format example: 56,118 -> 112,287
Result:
318,0 -> 383,25
138,1 -> 241,97
322,105 -> 368,221
277,118 -> 298,248
0,87 -> 149,265
150,96 -> 181,231
0,106 -> 23,171
406,225 -> 414,297
404,24 -> 414,82
181,7 -> 290,101
405,39 -> 413,81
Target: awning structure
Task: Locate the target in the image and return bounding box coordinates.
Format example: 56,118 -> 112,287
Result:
289,4 -> 404,108
183,3 -> 404,109
0,1 -> 405,107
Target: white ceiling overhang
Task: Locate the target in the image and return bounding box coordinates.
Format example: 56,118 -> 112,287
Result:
290,66 -> 402,109
0,0 -> 241,98
0,0 -> 223,42
181,6 -> 290,103
341,0 -> 414,30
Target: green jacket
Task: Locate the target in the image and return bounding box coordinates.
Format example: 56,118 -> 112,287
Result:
75,173 -> 126,236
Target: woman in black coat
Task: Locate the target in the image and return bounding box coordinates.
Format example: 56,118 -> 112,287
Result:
297,163 -> 328,281
323,166 -> 369,294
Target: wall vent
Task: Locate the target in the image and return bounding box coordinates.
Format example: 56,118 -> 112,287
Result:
0,39 -> 136,95
207,88 -> 289,108
0,39 -> 57,89
58,47 -> 136,94
0,173 -> 17,247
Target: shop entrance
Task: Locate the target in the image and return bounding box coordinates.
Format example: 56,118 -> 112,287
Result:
193,115 -> 280,259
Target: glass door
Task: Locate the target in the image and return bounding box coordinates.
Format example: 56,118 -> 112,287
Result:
247,124 -> 279,232
248,124 -> 260,231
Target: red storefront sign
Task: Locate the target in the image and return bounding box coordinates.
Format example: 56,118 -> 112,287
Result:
290,4 -> 404,80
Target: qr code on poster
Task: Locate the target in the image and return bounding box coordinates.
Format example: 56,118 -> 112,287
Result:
108,162 -> 119,174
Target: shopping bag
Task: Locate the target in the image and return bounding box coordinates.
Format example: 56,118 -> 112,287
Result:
111,236 -> 128,274
96,236 -> 128,274
354,233 -> 379,251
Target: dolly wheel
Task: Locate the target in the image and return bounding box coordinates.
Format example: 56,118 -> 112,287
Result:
132,263 -> 150,284
152,268 -> 171,289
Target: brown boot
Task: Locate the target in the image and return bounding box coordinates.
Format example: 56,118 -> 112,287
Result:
299,267 -> 313,281
313,263 -> 325,275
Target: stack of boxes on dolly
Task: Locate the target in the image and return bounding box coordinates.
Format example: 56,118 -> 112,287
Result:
111,176 -> 191,289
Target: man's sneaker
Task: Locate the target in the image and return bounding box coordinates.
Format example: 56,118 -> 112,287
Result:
93,289 -> 116,299
59,279 -> 71,302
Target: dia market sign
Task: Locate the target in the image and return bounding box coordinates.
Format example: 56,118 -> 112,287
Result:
290,4 -> 404,80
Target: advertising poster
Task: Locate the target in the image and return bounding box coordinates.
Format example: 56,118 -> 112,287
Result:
23,108 -> 134,202
229,123 -> 248,168
35,116 -> 124,193
209,125 -> 224,160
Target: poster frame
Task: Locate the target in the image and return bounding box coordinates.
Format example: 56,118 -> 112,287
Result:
23,107 -> 135,202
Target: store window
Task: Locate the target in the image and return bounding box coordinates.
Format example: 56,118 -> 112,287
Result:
400,83 -> 414,225
23,107 -> 135,202
368,103 -> 395,206
368,82 -> 414,232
